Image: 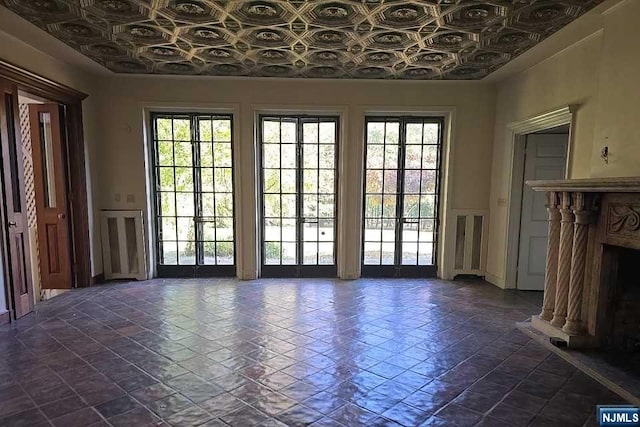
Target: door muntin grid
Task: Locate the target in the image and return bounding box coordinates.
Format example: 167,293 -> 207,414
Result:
362,117 -> 443,275
151,113 -> 235,274
260,116 -> 338,275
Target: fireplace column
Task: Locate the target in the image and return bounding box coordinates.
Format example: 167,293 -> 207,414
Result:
551,192 -> 574,328
563,192 -> 592,334
539,192 -> 560,321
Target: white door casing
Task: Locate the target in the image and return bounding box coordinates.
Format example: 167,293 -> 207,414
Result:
517,134 -> 567,291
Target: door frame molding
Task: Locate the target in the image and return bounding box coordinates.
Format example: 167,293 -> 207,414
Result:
253,105 -> 348,279
146,110 -> 237,278
356,106 -> 456,280
142,104 -> 241,279
0,60 -> 90,310
257,114 -> 340,278
360,115 -> 444,278
503,105 -> 577,289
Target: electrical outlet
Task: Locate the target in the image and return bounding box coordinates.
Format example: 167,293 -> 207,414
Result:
126,194 -> 135,203
497,197 -> 508,207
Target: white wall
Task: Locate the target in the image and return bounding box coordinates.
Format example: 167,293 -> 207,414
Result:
486,0 -> 640,288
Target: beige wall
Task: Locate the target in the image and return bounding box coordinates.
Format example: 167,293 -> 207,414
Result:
485,0 -> 640,288
93,77 -> 496,278
590,0 -> 640,177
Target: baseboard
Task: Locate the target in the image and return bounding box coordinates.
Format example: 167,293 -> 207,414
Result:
0,310 -> 10,325
90,273 -> 105,285
485,272 -> 505,289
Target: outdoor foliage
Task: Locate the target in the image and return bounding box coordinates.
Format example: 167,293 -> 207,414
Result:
155,116 -> 234,264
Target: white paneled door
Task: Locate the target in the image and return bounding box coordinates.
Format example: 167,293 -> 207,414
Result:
517,133 -> 568,291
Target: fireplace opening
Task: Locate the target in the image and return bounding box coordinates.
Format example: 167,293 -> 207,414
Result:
605,245 -> 640,353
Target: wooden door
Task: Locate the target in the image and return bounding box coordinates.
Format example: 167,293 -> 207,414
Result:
29,104 -> 72,290
517,134 -> 568,291
0,81 -> 34,317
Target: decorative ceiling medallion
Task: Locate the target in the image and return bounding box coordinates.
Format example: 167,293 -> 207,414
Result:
192,27 -> 220,40
313,30 -> 344,45
149,47 -> 181,58
419,52 -> 445,63
532,6 -> 563,21
129,25 -> 158,38
515,4 -> 571,30
472,51 -> 501,64
0,0 -> 604,79
247,3 -> 277,17
206,48 -> 231,58
60,23 -> 96,38
173,1 -> 206,16
463,7 -> 489,20
389,6 -> 418,21
437,33 -> 464,45
311,2 -> 358,25
260,49 -> 288,62
487,31 -> 536,51
497,33 -> 526,44
256,30 -> 281,42
24,0 -> 62,13
235,1 -> 288,26
367,52 -> 392,62
97,0 -> 133,14
319,5 -> 348,19
376,33 -> 403,44
312,51 -> 339,62
403,67 -> 436,79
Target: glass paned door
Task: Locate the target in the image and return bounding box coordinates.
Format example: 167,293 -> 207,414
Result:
260,116 -> 338,277
151,113 -> 235,277
362,117 -> 443,277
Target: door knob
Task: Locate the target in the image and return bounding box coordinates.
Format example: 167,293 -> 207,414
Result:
58,213 -> 66,220
8,221 -> 16,227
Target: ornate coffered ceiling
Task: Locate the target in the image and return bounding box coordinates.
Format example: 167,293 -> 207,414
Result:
1,0 -> 603,79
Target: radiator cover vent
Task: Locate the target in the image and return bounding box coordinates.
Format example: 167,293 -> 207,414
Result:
100,210 -> 147,280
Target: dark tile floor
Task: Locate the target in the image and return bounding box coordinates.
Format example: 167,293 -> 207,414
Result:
0,278 -> 627,426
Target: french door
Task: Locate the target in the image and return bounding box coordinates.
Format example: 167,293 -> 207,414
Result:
362,116 -> 443,277
151,113 -> 235,277
259,116 -> 338,277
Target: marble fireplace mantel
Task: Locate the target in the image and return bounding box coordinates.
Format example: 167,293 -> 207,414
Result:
527,177 -> 640,193
525,177 -> 640,347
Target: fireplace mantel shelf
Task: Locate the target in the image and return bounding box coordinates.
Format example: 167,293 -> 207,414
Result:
527,177 -> 640,192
